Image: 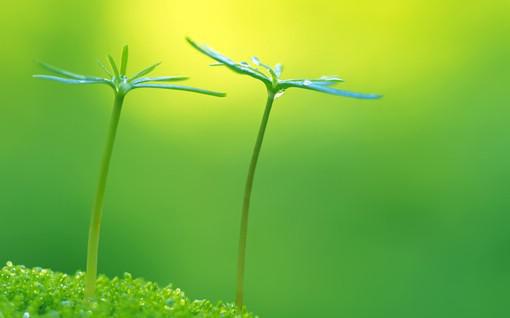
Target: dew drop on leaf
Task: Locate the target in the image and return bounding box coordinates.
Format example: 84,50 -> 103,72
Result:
274,64 -> 283,77
320,75 -> 342,81
275,90 -> 286,99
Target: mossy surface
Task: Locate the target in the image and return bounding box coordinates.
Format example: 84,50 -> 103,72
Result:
0,263 -> 256,318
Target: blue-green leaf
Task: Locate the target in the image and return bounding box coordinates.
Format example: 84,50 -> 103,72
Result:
280,80 -> 381,99
130,62 -> 161,81
257,62 -> 278,83
187,37 -> 271,84
37,62 -> 104,81
133,83 -> 226,97
186,38 -> 380,99
97,59 -> 112,77
309,85 -> 381,99
282,77 -> 343,87
132,76 -> 189,84
33,75 -> 111,86
187,37 -> 235,64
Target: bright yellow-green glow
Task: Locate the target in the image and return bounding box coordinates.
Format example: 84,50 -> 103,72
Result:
1,0 -> 509,317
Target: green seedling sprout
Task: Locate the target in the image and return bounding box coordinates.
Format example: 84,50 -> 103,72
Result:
187,37 -> 381,308
34,46 -> 225,298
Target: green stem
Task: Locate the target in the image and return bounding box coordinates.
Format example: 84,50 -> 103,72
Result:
236,90 -> 276,308
84,93 -> 125,298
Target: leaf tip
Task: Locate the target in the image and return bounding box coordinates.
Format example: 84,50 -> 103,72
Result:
186,37 -> 203,51
185,37 -> 196,47
107,54 -> 120,77
120,45 -> 129,75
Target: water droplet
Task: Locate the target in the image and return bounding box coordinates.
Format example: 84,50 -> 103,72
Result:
239,62 -> 250,67
23,312 -> 30,318
320,75 -> 342,81
274,64 -> 283,77
251,56 -> 261,66
6,261 -> 13,267
303,80 -> 312,86
275,90 -> 286,99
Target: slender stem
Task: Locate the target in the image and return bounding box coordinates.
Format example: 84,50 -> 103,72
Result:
84,93 -> 125,298
236,90 -> 276,308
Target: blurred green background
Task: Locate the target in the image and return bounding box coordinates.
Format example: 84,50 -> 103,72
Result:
1,0 -> 510,317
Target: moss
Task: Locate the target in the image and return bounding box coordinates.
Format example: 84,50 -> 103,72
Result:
0,263 -> 256,318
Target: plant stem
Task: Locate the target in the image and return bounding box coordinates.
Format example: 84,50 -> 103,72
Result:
236,90 -> 276,308
85,93 -> 125,298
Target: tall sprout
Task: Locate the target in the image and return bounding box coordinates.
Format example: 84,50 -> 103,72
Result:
34,46 -> 225,298
187,37 -> 381,308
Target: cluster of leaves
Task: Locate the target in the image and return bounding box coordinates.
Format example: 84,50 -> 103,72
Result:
187,38 -> 381,99
33,45 -> 226,97
0,262 -> 255,318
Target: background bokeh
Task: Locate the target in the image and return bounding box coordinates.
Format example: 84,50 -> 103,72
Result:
1,0 -> 510,317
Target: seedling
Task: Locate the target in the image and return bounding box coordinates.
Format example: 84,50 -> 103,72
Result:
34,46 -> 225,298
187,37 -> 381,308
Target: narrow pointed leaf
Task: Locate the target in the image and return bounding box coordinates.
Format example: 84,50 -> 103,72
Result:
129,62 -> 161,81
33,75 -> 110,85
186,38 -> 380,99
120,45 -> 128,76
108,55 -> 120,78
187,37 -> 271,84
280,80 -> 381,99
283,78 -> 342,87
309,81 -> 341,86
237,63 -> 269,79
237,62 -> 268,78
132,76 -> 189,85
187,37 -> 235,65
308,84 -> 381,99
257,62 -> 278,83
133,83 -> 226,97
38,61 -> 104,81
97,59 -> 112,77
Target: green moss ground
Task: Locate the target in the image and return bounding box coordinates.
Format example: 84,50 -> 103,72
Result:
0,263 -> 256,318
